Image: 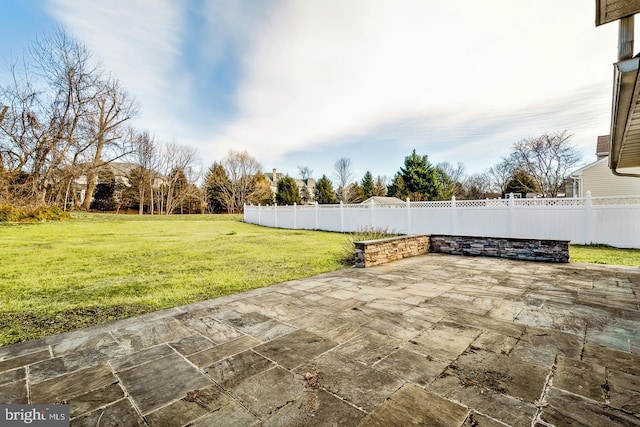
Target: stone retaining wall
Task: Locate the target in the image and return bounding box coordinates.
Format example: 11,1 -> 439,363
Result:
354,235 -> 429,267
430,235 -> 569,263
354,235 -> 570,267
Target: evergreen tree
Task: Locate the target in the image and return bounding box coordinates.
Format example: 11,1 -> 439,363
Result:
315,175 -> 338,204
503,170 -> 538,198
276,176 -> 301,205
361,171 -> 375,199
204,162 -> 231,213
90,169 -> 117,211
387,174 -> 407,200
390,149 -> 442,201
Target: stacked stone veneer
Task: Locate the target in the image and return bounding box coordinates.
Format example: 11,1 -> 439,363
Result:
354,235 -> 570,267
429,235 -> 569,263
354,235 -> 429,268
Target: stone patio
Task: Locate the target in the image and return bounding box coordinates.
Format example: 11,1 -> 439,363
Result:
1,254 -> 639,426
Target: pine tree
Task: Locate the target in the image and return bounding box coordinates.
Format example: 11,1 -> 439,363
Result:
314,175 -> 338,204
276,176 -> 301,205
361,171 -> 375,199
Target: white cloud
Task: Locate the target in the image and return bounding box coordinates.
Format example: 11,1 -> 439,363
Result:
210,0 -> 618,169
46,0 -> 190,136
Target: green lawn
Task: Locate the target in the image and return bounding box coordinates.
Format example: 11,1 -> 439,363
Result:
0,214 -> 346,345
570,244 -> 640,267
1,214 -> 638,346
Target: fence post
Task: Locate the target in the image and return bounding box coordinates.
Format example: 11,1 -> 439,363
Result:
406,197 -> 411,234
258,204 -> 261,226
315,201 -> 319,229
370,199 -> 375,228
293,203 -> 297,229
340,201 -> 344,232
274,203 -> 278,228
508,193 -> 514,237
585,191 -> 592,244
451,196 -> 457,235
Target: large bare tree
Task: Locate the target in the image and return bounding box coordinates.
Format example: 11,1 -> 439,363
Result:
0,26 -> 137,208
333,157 -> 354,202
505,131 -> 582,197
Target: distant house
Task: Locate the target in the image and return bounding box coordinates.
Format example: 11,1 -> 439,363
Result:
567,135 -> 640,197
265,169 -> 316,203
361,196 -> 406,205
73,162 -> 166,205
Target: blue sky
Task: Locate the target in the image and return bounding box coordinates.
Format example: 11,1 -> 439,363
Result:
0,0 -> 622,182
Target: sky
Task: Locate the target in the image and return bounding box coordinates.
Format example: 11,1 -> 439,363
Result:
0,0 -> 624,182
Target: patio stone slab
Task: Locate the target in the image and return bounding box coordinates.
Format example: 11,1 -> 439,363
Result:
168,333 -> 214,356
0,379 -> 27,403
117,352 -> 212,414
582,343 -> 640,376
67,383 -> 125,419
176,314 -> 244,344
448,349 -> 548,402
300,352 -> 404,412
539,386 -> 640,426
0,349 -> 50,372
553,355 -> 606,401
0,367 -> 25,385
263,388 -> 366,427
429,373 -> 537,427
109,344 -> 174,372
71,398 -> 146,426
144,384 -> 257,427
254,329 -> 337,370
229,366 -> 306,418
187,335 -> 261,368
111,318 -> 193,353
358,383 -> 469,427
29,342 -> 127,384
30,363 -> 116,404
203,349 -> 275,388
375,348 -> 450,385
335,331 -> 400,366
406,321 -> 480,361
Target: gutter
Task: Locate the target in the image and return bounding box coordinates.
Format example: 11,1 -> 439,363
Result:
610,57 -> 640,177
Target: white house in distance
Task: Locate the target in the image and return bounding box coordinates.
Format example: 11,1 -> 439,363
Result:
568,135 -> 640,197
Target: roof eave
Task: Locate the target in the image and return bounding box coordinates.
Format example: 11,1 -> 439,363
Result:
610,57 -> 640,171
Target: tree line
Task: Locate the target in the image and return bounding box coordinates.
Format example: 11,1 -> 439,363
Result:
1,28 -> 583,215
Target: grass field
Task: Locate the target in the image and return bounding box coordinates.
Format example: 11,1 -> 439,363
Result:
0,214 -> 638,346
0,214 -> 346,345
570,244 -> 640,267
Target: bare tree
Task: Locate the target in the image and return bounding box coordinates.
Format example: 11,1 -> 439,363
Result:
159,143 -> 199,214
297,165 -> 313,180
460,172 -> 493,199
0,26 -> 136,208
333,157 -> 354,202
486,161 -> 512,196
204,150 -> 263,214
505,131 -> 582,197
79,78 -> 137,209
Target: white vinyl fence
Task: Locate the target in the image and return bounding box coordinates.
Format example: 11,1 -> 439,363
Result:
243,193 -> 640,248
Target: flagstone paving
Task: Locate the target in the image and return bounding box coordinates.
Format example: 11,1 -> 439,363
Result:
1,253 -> 639,426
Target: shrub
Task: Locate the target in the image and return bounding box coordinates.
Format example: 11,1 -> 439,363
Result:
0,204 -> 19,222
0,204 -> 71,223
341,226 -> 401,265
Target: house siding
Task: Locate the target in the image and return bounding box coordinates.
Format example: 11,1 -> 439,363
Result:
575,159 -> 640,197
